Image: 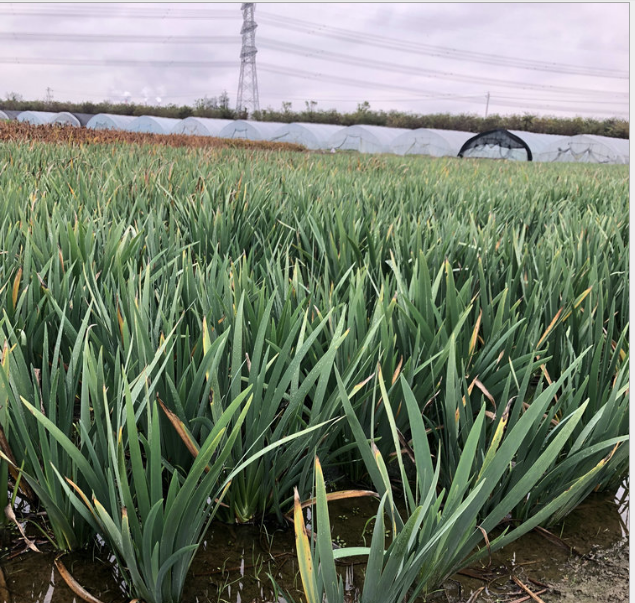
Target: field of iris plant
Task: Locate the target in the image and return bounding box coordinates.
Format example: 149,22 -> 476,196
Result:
0,140 -> 628,603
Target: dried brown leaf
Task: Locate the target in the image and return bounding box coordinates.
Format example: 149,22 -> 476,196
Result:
54,556 -> 104,603
4,505 -> 40,553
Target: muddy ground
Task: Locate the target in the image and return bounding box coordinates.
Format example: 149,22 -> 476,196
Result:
443,484 -> 629,603
441,537 -> 629,603
1,483 -> 628,603
544,539 -> 629,603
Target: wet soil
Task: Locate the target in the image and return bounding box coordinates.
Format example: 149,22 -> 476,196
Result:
543,539 -> 628,603
0,482 -> 628,603
442,482 -> 629,603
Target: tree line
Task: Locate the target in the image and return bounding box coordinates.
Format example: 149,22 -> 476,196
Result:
1,93 -> 629,139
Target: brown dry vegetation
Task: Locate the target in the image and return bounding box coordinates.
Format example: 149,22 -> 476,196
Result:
0,120 -> 307,152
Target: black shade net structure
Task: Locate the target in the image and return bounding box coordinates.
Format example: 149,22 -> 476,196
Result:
458,128 -> 533,161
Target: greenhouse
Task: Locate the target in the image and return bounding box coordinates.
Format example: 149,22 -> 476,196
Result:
534,134 -> 630,164
17,111 -> 58,125
52,112 -> 81,127
458,129 -> 568,161
218,120 -> 287,141
326,125 -> 411,154
171,117 -> 235,137
128,116 -> 182,135
269,122 -> 345,150
0,110 -> 8,121
0,109 -> 20,120
390,128 -> 474,157
86,114 -> 137,131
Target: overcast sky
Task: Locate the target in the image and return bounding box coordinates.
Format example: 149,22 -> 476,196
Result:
0,2 -> 629,119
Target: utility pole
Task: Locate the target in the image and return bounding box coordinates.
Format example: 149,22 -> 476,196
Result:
485,92 -> 490,118
45,87 -> 53,104
236,3 -> 260,116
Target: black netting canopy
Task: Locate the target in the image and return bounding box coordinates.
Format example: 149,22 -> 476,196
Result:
458,129 -> 532,161
0,109 -> 21,120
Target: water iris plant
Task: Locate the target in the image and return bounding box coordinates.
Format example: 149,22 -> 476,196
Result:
0,140 -> 627,602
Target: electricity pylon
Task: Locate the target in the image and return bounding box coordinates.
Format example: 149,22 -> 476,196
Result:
236,3 -> 260,115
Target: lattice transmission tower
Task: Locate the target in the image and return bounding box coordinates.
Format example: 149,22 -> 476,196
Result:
236,3 -> 260,115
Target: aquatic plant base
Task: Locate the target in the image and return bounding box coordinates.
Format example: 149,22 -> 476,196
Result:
1,487 -> 627,603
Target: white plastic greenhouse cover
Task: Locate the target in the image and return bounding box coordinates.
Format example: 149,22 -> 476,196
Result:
326,125 -> 411,154
534,134 -> 630,164
218,120 -> 287,140
52,112 -> 81,127
510,131 -> 568,159
17,111 -> 57,125
390,129 -> 475,157
86,114 -> 137,131
0,111 -> 8,120
270,123 -> 345,150
129,116 -> 182,135
171,117 -> 234,137
460,129 -> 567,161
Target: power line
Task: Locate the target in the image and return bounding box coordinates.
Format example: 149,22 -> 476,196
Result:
258,63 -> 618,105
397,17 -> 629,59
259,11 -> 630,80
46,86 -> 481,103
0,57 -> 236,68
259,64 -> 497,101
4,4 -> 626,80
2,56 -> 628,116
51,88 -> 231,100
486,99 -> 628,117
0,32 -> 237,44
3,4 -> 627,81
258,11 -> 629,80
260,94 -> 485,103
258,64 -> 629,116
1,49 -> 626,102
4,31 -> 626,101
491,95 -> 627,106
0,6 -> 238,19
257,38 -> 628,100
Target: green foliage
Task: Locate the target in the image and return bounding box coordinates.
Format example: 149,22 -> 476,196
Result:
291,366 -> 617,603
0,141 -> 627,601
